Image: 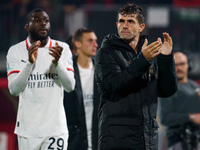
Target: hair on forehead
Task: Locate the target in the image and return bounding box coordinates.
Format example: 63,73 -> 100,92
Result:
26,8 -> 47,23
73,27 -> 95,42
117,3 -> 145,24
174,50 -> 189,59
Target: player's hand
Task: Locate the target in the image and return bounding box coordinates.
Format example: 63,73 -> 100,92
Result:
49,42 -> 63,64
189,113 -> 200,125
141,38 -> 162,62
28,40 -> 41,63
160,32 -> 173,55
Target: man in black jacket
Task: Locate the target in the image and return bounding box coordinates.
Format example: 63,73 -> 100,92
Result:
64,27 -> 99,150
95,3 -> 177,150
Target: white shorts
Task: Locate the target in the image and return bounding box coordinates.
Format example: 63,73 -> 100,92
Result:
17,134 -> 68,150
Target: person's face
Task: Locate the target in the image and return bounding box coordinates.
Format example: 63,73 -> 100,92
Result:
116,13 -> 145,42
76,32 -> 98,57
25,11 -> 50,41
174,52 -> 189,81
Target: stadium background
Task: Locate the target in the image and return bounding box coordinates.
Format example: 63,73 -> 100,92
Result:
0,0 -> 200,149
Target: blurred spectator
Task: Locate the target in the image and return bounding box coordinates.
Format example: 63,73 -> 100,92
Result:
64,27 -> 99,150
0,0 -> 13,56
158,51 -> 200,150
63,4 -> 86,38
15,0 -> 36,40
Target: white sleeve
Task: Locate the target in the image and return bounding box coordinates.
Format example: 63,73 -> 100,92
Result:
55,42 -> 75,92
8,61 -> 34,96
55,62 -> 75,92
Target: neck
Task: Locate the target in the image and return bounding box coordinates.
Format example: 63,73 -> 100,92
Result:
178,76 -> 188,83
77,53 -> 92,69
128,35 -> 139,53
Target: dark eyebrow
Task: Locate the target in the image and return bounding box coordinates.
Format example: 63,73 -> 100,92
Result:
33,16 -> 49,20
118,19 -> 125,22
127,19 -> 134,22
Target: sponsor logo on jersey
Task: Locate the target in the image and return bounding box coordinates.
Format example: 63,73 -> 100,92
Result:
27,72 -> 58,89
28,72 -> 58,81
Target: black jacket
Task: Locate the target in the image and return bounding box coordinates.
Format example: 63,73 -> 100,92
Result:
95,34 -> 177,150
64,55 -> 100,150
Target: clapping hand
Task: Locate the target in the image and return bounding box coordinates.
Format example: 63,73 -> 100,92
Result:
28,40 -> 41,63
189,113 -> 200,125
49,42 -> 63,64
141,32 -> 173,62
141,38 -> 162,62
159,32 -> 173,55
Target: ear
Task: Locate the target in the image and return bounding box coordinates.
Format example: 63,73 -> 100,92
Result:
116,22 -> 118,28
24,24 -> 29,32
74,41 -> 82,49
139,23 -> 145,33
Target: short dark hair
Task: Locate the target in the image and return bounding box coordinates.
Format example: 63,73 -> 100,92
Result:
26,8 -> 45,23
117,3 -> 145,24
73,27 -> 94,43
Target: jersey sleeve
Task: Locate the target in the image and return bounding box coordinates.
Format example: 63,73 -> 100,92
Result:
7,46 -> 20,76
6,45 -> 34,96
55,42 -> 75,92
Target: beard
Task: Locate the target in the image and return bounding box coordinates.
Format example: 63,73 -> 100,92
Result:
118,31 -> 136,44
29,30 -> 50,41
